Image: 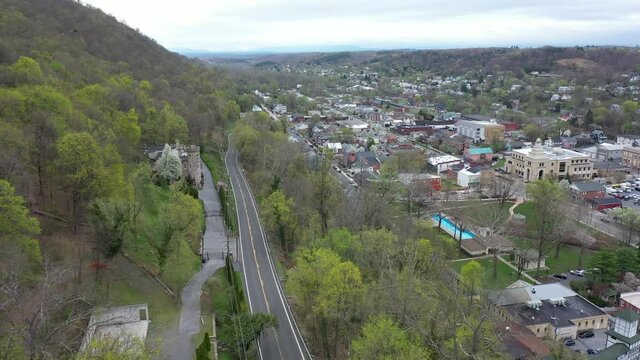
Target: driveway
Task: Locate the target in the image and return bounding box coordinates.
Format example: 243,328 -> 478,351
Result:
172,160 -> 229,360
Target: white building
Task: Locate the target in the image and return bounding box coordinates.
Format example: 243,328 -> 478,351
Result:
81,304 -> 150,351
428,155 -> 462,174
506,139 -> 592,181
456,119 -> 505,143
603,309 -> 640,360
617,135 -> 640,148
457,168 -> 481,187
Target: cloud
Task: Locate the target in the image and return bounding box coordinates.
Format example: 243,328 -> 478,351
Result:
83,0 -> 640,50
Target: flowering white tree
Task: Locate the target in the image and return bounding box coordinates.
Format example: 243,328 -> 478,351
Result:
155,144 -> 182,182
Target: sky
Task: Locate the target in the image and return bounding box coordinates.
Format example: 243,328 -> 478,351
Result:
83,0 -> 640,52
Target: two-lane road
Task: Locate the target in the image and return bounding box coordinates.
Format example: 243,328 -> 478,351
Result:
226,145 -> 311,360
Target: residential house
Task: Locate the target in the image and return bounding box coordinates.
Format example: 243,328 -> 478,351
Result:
397,173 -> 441,192
489,283 -> 609,340
569,181 -> 606,201
464,147 -> 494,164
343,151 -> 381,172
505,138 -> 593,181
591,130 -> 608,143
145,143 -> 203,188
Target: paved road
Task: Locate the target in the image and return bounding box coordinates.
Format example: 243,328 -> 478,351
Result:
172,160 -> 229,360
226,144 -> 311,360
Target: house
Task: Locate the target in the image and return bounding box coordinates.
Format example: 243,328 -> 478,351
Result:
505,139 -> 593,181
490,283 -> 609,340
145,143 -> 203,188
397,173 -> 441,192
513,248 -> 545,271
500,121 -> 521,134
80,304 -> 150,351
464,147 -> 494,163
591,130 -> 608,143
569,181 -> 606,201
600,309 -> 640,360
343,151 -> 381,172
386,133 -> 398,145
592,197 -> 623,212
251,104 -> 262,112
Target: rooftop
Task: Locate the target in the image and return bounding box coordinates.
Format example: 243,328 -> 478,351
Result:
428,155 -> 462,165
570,181 -> 606,193
621,291 -> 640,308
81,304 -> 150,351
513,140 -> 589,161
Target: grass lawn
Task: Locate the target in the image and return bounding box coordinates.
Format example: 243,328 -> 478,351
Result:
124,182 -> 202,293
443,200 -> 512,225
450,257 -> 521,289
96,256 -> 181,355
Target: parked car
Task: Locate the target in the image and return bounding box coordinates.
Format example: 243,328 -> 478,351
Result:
564,339 -> 576,346
570,269 -> 585,276
554,273 -> 568,279
587,349 -> 598,354
578,330 -> 595,339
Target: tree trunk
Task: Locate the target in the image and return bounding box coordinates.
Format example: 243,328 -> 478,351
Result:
555,241 -> 561,259
493,250 -> 498,279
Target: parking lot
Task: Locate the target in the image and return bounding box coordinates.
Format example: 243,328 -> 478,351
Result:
565,329 -> 608,354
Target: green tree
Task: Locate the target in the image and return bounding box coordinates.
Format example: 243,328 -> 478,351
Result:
223,313 -> 278,359
10,56 -> 43,85
527,179 -> 567,272
76,337 -> 152,360
262,190 -> 298,255
609,208 -> 640,245
56,132 -> 108,229
584,109 -> 594,127
147,186 -> 202,270
623,100 -> 639,116
0,179 -> 42,281
351,316 -> 430,360
195,332 -> 211,360
460,260 -> 484,305
89,198 -> 132,258
312,149 -> 340,236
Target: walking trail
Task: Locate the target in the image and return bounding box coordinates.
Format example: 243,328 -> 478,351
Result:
171,160 -> 230,360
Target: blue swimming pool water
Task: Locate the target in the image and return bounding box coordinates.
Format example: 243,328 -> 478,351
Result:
431,214 -> 476,240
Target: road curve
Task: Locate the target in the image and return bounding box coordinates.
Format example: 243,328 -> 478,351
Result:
225,143 -> 312,360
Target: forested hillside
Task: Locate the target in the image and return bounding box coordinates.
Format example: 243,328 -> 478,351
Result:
0,1 -> 238,358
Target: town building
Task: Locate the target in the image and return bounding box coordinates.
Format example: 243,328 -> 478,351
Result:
617,135 -> 640,147
623,146 -> 640,168
496,321 -> 552,359
427,155 -> 463,174
457,168 -> 482,188
583,143 -> 625,161
569,181 -> 606,201
621,291 -> 640,313
456,119 -> 505,143
489,283 -> 609,340
505,138 -> 592,181
463,147 -> 494,163
397,173 -> 441,192
592,197 -> 623,212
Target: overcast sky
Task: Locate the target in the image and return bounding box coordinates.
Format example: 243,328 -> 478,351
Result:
83,0 -> 640,52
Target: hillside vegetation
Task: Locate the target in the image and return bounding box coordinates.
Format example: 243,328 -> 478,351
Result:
0,0 -> 237,358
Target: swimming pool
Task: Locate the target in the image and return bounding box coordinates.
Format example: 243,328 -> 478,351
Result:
431,214 -> 476,240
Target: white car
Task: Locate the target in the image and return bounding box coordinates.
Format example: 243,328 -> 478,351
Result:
569,269 -> 585,276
